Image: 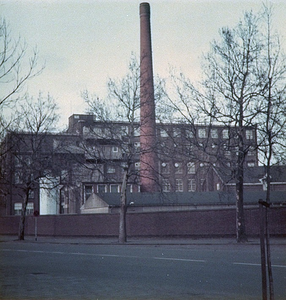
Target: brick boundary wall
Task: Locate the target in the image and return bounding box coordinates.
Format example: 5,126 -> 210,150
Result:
0,207 -> 285,237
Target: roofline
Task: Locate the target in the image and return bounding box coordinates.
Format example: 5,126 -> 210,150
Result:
226,182 -> 286,186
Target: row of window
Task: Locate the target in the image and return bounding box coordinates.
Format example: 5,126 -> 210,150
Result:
14,202 -> 34,215
160,128 -> 254,140
161,162 -> 196,174
84,184 -> 134,201
81,121 -> 254,141
162,179 -> 197,192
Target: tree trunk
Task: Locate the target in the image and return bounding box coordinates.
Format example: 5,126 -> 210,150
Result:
18,190 -> 29,240
119,169 -> 128,244
236,142 -> 247,243
236,178 -> 247,242
259,200 -> 267,300
265,156 -> 274,299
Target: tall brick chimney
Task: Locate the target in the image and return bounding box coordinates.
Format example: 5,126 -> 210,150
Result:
139,2 -> 158,192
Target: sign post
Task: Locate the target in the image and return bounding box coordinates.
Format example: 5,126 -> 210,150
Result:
33,210 -> 39,241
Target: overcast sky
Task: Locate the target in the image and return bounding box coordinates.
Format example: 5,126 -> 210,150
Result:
2,0 -> 286,128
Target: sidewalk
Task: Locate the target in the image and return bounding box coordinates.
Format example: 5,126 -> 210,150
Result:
1,235 -> 286,246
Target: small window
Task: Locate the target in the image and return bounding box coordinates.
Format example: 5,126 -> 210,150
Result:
14,172 -> 22,184
175,179 -> 183,192
198,128 -> 206,138
173,128 -> 181,137
211,129 -> 218,139
174,162 -> 183,174
112,146 -> 118,152
107,166 -> 116,174
248,146 -> 255,156
121,126 -> 129,135
14,203 -> 22,215
26,202 -> 34,215
247,162 -> 255,167
246,130 -> 253,140
85,185 -> 93,201
134,142 -> 140,148
222,129 -> 229,139
187,162 -> 196,174
110,184 -> 119,193
98,184 -> 107,193
161,162 -> 170,174
126,184 -> 133,193
15,156 -> 22,167
134,127 -> 140,137
74,115 -> 79,119
185,129 -> 194,138
162,179 -> 171,192
188,179 -> 196,192
135,162 -> 140,170
160,129 -> 168,137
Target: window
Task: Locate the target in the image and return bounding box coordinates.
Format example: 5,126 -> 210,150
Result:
28,190 -> 34,199
14,171 -> 22,184
94,127 -> 103,136
188,179 -> 196,192
135,162 -> 140,170
26,202 -> 34,215
121,126 -> 129,135
126,184 -> 133,193
14,203 -> 22,215
198,128 -> 206,138
175,179 -> 183,192
107,166 -> 116,174
110,184 -> 119,193
121,162 -> 128,172
134,142 -> 140,148
187,162 -> 196,174
173,128 -> 181,137
161,162 -> 170,174
223,143 -> 231,155
246,130 -> 253,140
222,129 -> 229,139
15,156 -> 22,167
134,127 -> 140,137
174,162 -> 183,174
162,179 -> 171,192
85,185 -> 93,201
112,146 -> 118,152
185,129 -> 194,138
98,184 -> 107,193
160,129 -> 168,137
248,146 -> 255,156
211,129 -> 218,139
247,162 -> 255,167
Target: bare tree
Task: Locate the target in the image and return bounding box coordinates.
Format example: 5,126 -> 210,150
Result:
166,10 -> 267,242
2,93 -> 59,240
81,54 -> 166,243
0,18 -> 42,112
82,55 -> 141,243
256,5 -> 286,299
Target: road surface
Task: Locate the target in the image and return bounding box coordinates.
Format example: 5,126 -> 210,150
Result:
0,240 -> 285,299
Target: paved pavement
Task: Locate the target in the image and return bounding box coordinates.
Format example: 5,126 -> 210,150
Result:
1,234 -> 286,246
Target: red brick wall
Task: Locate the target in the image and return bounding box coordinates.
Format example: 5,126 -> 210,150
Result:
0,207 -> 285,237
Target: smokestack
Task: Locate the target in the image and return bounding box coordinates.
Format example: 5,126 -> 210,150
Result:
139,2 -> 158,192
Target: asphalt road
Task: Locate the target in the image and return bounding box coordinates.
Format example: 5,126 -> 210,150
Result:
0,241 -> 285,299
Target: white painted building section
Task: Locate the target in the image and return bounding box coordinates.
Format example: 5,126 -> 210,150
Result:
40,177 -> 60,215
